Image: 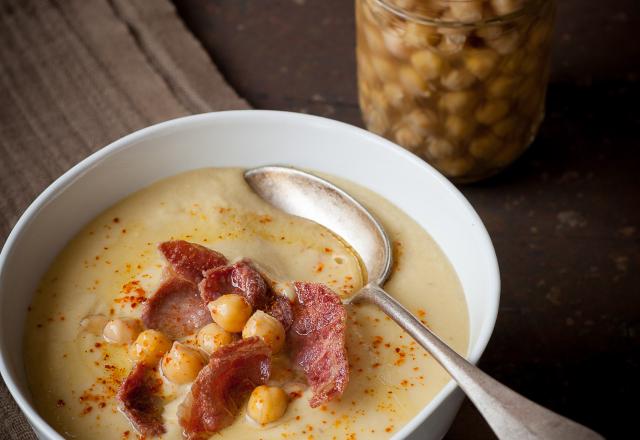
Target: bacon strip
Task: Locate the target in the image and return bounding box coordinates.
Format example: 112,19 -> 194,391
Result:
199,260 -> 294,330
267,294 -> 294,331
159,240 -> 227,283
289,282 -> 349,408
178,337 -> 271,439
117,363 -> 165,437
149,241 -> 293,338
199,260 -> 269,309
141,277 -> 211,339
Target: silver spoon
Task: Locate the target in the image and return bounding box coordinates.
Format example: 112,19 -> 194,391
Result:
244,165 -> 603,440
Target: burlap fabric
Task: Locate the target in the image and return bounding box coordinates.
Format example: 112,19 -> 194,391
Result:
0,0 -> 249,437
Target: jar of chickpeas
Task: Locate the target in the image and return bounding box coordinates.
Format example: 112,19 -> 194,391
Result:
356,0 -> 555,182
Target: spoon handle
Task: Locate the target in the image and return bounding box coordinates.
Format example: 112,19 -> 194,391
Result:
356,284 -> 604,440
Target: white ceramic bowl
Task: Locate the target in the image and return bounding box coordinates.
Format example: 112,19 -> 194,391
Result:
0,110 -> 499,440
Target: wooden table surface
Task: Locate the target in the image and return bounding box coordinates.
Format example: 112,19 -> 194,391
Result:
173,1 -> 639,438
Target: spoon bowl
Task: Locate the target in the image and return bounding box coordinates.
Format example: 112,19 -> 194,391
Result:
244,166 -> 392,289
244,165 -> 604,440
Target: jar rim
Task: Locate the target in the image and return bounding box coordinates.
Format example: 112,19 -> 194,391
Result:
372,0 -> 547,28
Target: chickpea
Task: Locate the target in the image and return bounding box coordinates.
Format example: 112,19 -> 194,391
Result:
449,1 -> 483,22
161,342 -> 206,385
437,157 -> 475,177
410,49 -> 444,80
405,108 -> 438,135
364,28 -> 385,54
502,50 -> 525,74
425,137 -> 455,160
242,311 -> 286,354
371,56 -> 396,81
370,89 -> 389,111
487,76 -> 517,98
476,24 -> 503,42
383,82 -> 406,107
207,294 -> 252,333
247,385 -> 288,425
441,68 -> 475,91
383,30 -> 410,59
364,107 -> 389,135
399,65 -> 429,95
416,0 -> 448,15
445,114 -> 475,140
271,282 -> 296,302
403,22 -> 438,48
129,329 -> 172,365
492,142 -> 522,167
438,32 -> 467,55
80,314 -> 108,336
103,318 -> 142,344
394,125 -> 423,150
469,133 -> 502,159
475,99 -> 510,125
491,0 -> 524,16
439,91 -> 477,114
388,0 -> 417,9
196,322 -> 234,355
486,30 -> 521,55
465,49 -> 499,80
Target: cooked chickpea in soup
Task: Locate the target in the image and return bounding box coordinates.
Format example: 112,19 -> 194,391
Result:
25,168 -> 468,438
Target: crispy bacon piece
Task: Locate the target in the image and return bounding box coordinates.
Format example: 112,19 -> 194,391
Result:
117,363 -> 165,437
159,240 -> 227,283
199,260 -> 293,329
178,337 -> 271,439
141,277 -> 211,339
267,294 -> 294,331
199,261 -> 269,309
289,282 -> 349,408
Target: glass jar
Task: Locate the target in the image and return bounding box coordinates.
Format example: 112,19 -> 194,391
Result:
356,0 -> 556,182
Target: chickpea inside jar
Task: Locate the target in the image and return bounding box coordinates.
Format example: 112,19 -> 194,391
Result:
356,0 -> 555,182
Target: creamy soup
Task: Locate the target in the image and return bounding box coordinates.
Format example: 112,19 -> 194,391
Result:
25,168 -> 468,439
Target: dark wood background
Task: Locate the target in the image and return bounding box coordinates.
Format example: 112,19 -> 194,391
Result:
172,1 -> 639,438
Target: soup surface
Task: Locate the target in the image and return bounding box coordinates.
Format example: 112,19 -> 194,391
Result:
25,168 -> 468,439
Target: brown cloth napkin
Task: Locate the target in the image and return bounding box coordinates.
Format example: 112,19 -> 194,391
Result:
0,0 -> 249,437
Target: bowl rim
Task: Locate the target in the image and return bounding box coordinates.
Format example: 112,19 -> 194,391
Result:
0,110 -> 500,439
